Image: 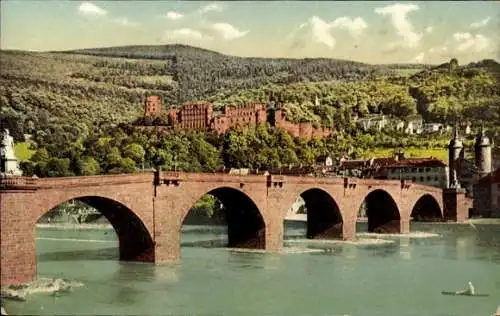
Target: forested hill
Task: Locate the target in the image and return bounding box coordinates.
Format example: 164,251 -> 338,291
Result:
60,44 -> 387,99
1,44 -> 499,154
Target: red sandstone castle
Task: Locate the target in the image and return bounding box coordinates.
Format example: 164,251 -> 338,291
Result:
143,96 -> 332,140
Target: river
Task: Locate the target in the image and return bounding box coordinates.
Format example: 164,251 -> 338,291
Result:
3,221 -> 500,316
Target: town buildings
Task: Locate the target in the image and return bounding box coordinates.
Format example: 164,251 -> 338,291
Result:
383,157 -> 449,188
473,168 -> 500,217
471,128 -> 498,217
335,155 -> 449,188
143,96 -> 332,140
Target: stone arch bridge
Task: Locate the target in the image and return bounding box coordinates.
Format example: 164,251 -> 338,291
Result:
0,171 -> 470,286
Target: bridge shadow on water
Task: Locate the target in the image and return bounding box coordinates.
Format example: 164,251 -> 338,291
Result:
37,246 -> 119,262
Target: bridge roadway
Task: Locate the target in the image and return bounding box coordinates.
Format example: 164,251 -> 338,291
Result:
0,171 -> 470,286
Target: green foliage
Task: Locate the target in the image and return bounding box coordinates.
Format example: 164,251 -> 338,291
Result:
3,47 -> 498,181
191,195 -> 218,218
13,142 -> 35,161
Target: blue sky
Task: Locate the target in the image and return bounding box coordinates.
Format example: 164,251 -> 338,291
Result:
1,1 -> 499,64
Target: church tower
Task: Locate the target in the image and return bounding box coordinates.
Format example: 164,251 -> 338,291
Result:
474,126 -> 492,179
448,126 -> 463,187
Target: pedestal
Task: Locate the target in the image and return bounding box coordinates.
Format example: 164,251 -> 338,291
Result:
443,188 -> 469,222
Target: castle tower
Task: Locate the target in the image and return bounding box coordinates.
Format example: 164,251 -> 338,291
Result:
144,95 -> 162,116
448,126 -> 463,188
474,126 -> 492,179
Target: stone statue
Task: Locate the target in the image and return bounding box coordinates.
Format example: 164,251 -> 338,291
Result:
1,129 -> 16,159
1,129 -> 22,176
449,169 -> 461,189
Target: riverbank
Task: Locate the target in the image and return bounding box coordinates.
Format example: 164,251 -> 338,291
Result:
36,223 -> 112,230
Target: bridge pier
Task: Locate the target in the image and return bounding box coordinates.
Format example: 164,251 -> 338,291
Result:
1,190 -> 38,286
443,188 -> 469,222
264,218 -> 283,252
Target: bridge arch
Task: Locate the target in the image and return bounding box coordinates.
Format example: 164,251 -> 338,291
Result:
181,187 -> 266,249
410,194 -> 443,222
36,196 -> 154,262
359,189 -> 401,233
298,188 -> 343,239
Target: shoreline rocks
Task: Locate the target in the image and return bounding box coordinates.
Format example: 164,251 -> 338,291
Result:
1,278 -> 83,302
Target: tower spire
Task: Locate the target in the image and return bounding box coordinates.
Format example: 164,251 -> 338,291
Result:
453,122 -> 460,139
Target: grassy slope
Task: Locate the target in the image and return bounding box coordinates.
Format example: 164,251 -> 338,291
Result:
14,142 -> 34,161
365,147 -> 448,164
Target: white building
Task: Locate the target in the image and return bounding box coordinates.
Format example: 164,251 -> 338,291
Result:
405,118 -> 423,134
357,115 -> 389,131
385,157 -> 449,188
422,123 -> 443,134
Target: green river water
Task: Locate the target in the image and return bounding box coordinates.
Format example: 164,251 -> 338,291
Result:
3,221 -> 500,316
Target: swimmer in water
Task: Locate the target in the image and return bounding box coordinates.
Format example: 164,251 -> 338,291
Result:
456,281 -> 475,295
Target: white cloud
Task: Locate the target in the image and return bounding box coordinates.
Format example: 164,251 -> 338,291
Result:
452,32 -> 490,52
164,11 -> 184,21
375,3 -> 422,48
78,1 -> 107,17
291,16 -> 337,48
412,52 -> 425,63
199,2 -> 224,14
166,28 -> 208,41
211,22 -> 249,40
428,45 -> 448,54
330,16 -> 368,37
112,17 -> 140,28
470,17 -> 491,28
453,32 -> 472,41
425,26 -> 433,33
288,15 -> 367,50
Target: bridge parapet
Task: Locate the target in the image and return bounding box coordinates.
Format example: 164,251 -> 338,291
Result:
0,176 -> 38,191
156,171 -> 268,185
37,172 -> 154,189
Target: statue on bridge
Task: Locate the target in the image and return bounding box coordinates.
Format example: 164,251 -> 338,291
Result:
449,169 -> 461,189
0,129 -> 22,176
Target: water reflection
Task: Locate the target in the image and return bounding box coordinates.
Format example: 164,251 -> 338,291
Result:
112,285 -> 141,305
227,251 -> 269,270
154,265 -> 180,284
114,262 -> 157,282
398,238 -> 411,261
37,247 -> 118,262
455,236 -> 469,261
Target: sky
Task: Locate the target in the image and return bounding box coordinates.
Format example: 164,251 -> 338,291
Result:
1,1 -> 499,64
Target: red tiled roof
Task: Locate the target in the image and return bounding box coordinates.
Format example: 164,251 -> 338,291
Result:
386,157 -> 447,168
340,160 -> 367,169
371,157 -> 397,168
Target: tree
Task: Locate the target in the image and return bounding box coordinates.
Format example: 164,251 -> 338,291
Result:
46,158 -> 73,177
80,157 -> 100,175
123,143 -> 146,164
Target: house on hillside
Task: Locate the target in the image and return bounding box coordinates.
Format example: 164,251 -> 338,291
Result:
422,123 -> 444,134
357,115 -> 389,132
405,117 -> 423,134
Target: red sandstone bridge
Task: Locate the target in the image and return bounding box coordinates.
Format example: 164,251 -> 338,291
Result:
0,171 -> 471,286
